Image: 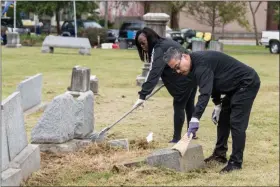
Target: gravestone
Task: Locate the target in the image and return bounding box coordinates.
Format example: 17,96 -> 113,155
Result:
31,93 -> 76,144
209,41 -> 223,52
41,35 -> 91,55
136,13 -> 169,86
31,91 -> 94,144
146,144 -> 205,172
143,13 -> 170,38
108,139 -> 129,151
68,66 -> 91,92
1,110 -> 10,172
90,75 -> 98,94
72,91 -> 94,139
6,32 -> 22,48
1,92 -> 41,186
192,41 -> 206,52
16,73 -> 43,111
2,92 -> 28,161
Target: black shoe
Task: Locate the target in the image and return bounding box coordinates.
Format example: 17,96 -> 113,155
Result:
169,138 -> 180,143
220,161 -> 242,174
204,154 -> 228,164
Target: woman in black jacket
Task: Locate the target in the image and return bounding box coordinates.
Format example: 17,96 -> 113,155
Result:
133,27 -> 198,142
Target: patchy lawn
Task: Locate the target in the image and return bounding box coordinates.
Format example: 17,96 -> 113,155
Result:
1,46 -> 279,186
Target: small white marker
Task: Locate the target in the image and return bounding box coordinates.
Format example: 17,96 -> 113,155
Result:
146,132 -> 153,143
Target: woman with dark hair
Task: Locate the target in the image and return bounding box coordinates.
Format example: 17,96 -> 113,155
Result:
133,27 -> 198,142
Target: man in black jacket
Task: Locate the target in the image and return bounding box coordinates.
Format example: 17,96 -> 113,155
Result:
163,47 -> 261,173
133,27 -> 197,142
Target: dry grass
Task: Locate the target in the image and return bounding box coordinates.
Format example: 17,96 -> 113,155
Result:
1,46 -> 279,186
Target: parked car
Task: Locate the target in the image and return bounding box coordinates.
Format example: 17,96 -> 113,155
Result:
260,30 -> 280,54
1,17 -> 30,34
61,20 -> 102,36
61,19 -> 117,43
118,20 -> 185,46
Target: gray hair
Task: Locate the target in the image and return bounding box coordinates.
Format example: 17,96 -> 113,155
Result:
163,47 -> 187,64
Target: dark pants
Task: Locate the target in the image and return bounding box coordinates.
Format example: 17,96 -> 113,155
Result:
172,87 -> 197,140
213,78 -> 260,165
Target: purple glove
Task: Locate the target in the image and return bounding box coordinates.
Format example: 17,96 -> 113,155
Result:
187,117 -> 199,137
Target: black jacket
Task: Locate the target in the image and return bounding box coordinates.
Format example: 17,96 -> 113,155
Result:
190,50 -> 260,119
138,38 -> 195,102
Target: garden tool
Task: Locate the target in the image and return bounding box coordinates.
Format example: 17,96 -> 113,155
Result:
89,84 -> 165,142
172,132 -> 193,156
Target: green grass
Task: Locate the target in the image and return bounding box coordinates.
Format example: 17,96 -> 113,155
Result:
1,45 -> 279,186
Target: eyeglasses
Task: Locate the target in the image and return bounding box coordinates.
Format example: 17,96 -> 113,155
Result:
172,56 -> 182,74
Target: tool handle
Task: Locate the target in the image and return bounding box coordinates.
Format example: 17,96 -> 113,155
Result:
107,84 -> 165,130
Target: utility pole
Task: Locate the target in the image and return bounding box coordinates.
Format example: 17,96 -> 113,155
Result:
14,0 -> 16,31
73,0 -> 77,37
104,1 -> 108,29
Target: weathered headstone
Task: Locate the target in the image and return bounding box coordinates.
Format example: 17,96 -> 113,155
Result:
146,144 -> 205,172
9,144 -> 41,181
41,35 -> 91,55
143,13 -> 170,37
1,110 -> 9,172
72,91 -> 94,139
108,139 -> 129,151
146,148 -> 181,171
69,66 -> 91,92
31,93 -> 76,144
2,92 -> 28,161
38,139 -> 92,153
1,92 -> 41,186
1,168 -> 22,186
192,41 -> 206,52
90,75 -> 98,94
6,32 -> 22,48
16,73 -> 43,111
209,41 -> 223,52
31,90 -> 94,146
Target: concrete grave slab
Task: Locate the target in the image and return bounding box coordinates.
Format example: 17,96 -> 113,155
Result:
2,92 -> 28,161
108,139 -> 129,151
37,139 -> 92,153
1,168 -> 22,186
16,73 -> 43,111
41,35 -> 91,55
1,110 -> 10,172
31,93 -> 76,144
146,144 -> 205,172
9,144 -> 40,181
146,148 -> 181,171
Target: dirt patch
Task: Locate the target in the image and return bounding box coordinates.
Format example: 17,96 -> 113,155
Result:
129,139 -> 159,150
23,141 -> 156,186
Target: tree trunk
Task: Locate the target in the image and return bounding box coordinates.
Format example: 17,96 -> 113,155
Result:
249,2 -> 261,46
144,2 -> 150,13
171,10 -> 179,29
252,14 -> 259,45
222,23 -> 225,39
211,5 -> 216,39
55,8 -> 61,35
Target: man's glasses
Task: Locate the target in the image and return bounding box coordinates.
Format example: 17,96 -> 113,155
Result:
172,55 -> 182,74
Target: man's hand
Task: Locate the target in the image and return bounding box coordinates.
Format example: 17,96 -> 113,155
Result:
212,104 -> 222,125
133,99 -> 145,109
187,117 -> 199,137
